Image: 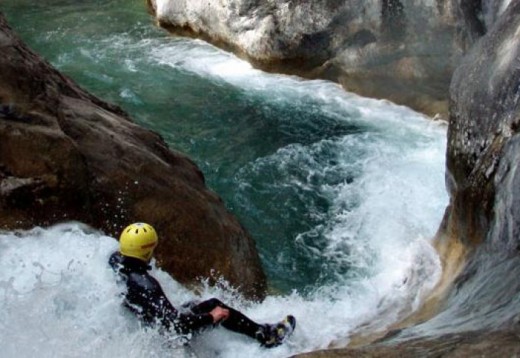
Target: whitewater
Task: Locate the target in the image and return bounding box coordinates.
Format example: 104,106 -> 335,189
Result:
0,91 -> 447,358
0,2 -> 448,357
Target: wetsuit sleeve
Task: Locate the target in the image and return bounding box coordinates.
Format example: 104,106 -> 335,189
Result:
125,272 -> 214,334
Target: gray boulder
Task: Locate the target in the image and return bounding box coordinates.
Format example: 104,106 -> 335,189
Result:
147,0 -> 497,117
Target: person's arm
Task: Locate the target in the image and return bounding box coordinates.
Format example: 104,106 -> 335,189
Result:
126,272 -> 214,334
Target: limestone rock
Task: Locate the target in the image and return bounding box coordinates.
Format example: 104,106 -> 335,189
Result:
0,13 -> 266,299
147,0 -> 494,117
446,0 -> 520,250
293,1 -> 520,356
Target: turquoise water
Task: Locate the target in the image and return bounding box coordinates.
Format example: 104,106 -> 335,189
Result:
7,2 -> 520,357
1,0 -> 447,294
1,1 -> 450,355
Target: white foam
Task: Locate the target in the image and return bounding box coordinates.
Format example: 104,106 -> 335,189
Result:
0,110 -> 446,357
0,32 -> 448,357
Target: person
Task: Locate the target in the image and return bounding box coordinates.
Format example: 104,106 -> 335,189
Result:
109,222 -> 296,348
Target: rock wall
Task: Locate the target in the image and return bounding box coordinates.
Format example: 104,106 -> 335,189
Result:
446,0 -> 520,251
295,1 -> 520,356
147,0 -> 489,117
0,13 -> 266,299
424,0 -> 520,333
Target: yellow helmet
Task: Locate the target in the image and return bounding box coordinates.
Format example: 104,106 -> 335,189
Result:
119,223 -> 158,261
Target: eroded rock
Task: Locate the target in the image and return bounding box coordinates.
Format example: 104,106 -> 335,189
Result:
294,1 -> 520,356
147,0 -> 496,117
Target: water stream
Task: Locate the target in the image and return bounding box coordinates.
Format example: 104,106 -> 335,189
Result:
1,1 -> 448,356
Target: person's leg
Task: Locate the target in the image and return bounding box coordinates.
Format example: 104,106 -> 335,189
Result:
190,298 -> 262,339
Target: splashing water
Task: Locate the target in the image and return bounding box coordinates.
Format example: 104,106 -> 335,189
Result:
1,0 -> 448,356
0,217 -> 443,357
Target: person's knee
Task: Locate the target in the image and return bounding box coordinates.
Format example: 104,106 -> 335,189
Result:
193,298 -> 229,314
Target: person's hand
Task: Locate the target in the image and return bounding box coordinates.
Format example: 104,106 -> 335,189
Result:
209,306 -> 230,323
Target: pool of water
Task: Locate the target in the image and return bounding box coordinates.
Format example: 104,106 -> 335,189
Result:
1,1 -> 448,356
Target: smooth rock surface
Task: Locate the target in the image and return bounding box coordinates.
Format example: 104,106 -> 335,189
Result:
147,0 -> 504,117
293,328 -> 520,357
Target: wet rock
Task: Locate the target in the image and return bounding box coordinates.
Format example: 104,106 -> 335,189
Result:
446,0 -> 520,250
147,0 -> 493,117
409,1 -> 520,340
0,13 -> 266,299
292,1 -> 520,356
293,328 -> 520,357
309,2 -> 520,356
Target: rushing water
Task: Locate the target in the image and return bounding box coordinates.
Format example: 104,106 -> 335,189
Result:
1,0 -> 448,357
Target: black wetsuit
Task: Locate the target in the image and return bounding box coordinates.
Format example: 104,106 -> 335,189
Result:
109,252 -> 264,340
